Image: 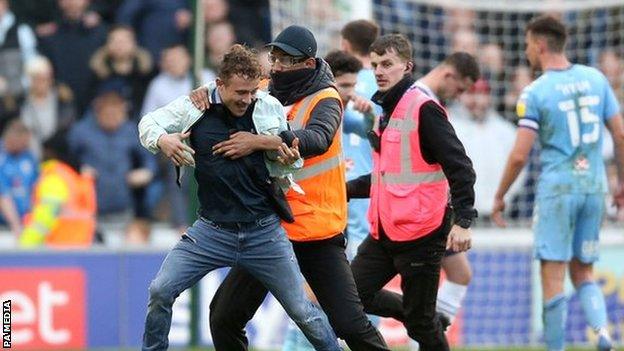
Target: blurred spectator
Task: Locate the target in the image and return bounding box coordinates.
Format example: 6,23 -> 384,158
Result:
89,0 -> 124,25
68,91 -> 157,244
141,44 -> 213,115
228,0 -> 271,48
39,0 -> 107,116
0,119 -> 38,237
503,65 -> 533,121
479,43 -> 506,114
450,79 -> 520,221
116,0 -> 191,62
0,0 -> 37,95
140,44 -> 214,231
373,0 -> 446,74
479,43 -> 504,78
90,25 -> 153,119
598,49 -> 624,104
9,0 -> 59,33
205,21 -> 236,70
597,49 -> 622,219
451,28 -> 479,57
21,56 -> 76,158
19,132 -> 96,247
11,0 -> 118,35
257,46 -> 271,78
444,8 -> 476,34
0,0 -> 38,132
203,0 -> 228,24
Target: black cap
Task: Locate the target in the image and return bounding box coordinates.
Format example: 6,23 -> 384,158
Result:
266,25 -> 317,58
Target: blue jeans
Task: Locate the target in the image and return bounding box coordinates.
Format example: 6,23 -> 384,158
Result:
142,214 -> 339,351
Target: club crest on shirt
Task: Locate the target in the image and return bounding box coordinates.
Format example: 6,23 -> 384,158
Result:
574,155 -> 590,173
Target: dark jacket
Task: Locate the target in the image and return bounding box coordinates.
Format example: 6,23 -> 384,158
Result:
90,46 -> 154,120
39,18 -> 107,116
116,0 -> 189,61
270,59 -> 342,159
347,75 -> 478,224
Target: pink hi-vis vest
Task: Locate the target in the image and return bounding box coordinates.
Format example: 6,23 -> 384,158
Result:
368,87 -> 449,241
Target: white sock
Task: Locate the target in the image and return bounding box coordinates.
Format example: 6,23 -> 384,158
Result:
436,280 -> 468,322
596,327 -> 612,340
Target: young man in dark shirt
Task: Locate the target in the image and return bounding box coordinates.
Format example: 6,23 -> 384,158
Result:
347,34 -> 478,351
138,45 -> 339,351
191,26 -> 389,351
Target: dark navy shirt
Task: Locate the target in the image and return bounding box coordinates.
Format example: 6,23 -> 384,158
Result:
190,101 -> 273,223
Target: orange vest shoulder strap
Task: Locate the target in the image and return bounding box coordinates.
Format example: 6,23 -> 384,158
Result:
289,87 -> 341,130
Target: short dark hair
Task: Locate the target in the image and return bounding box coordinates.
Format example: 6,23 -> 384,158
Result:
324,50 -> 363,78
443,52 -> 480,82
340,19 -> 380,56
370,34 -> 412,62
526,15 -> 567,53
218,44 -> 263,82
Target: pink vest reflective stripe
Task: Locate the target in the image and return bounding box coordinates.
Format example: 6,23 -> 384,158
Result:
368,87 -> 449,241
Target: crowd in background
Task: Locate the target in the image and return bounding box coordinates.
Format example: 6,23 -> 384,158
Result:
0,0 -> 621,247
0,0 -> 270,245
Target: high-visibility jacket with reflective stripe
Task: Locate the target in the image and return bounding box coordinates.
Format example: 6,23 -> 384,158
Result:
282,87 -> 347,241
369,87 -> 449,241
22,160 -> 96,247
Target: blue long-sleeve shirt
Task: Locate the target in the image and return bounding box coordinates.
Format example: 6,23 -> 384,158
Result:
68,117 -> 157,215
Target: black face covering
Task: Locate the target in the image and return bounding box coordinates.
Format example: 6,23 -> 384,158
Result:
269,68 -> 316,105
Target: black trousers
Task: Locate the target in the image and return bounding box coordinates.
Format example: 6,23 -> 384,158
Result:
209,233 -> 389,351
350,209 -> 452,351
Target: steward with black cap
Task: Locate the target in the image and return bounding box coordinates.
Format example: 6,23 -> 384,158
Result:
208,25 -> 391,351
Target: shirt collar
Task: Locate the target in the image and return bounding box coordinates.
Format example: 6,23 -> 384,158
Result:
211,88 -> 223,104
413,80 -> 439,103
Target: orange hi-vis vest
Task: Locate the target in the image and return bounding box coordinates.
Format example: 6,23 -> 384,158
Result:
24,161 -> 96,247
282,87 -> 347,241
369,87 -> 449,241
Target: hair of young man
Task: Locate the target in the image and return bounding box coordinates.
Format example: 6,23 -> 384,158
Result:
526,15 -> 568,53
369,34 -> 413,62
341,19 -> 380,56
218,44 -> 262,83
443,51 -> 480,82
324,50 -> 363,78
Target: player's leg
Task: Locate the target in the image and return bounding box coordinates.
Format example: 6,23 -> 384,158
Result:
534,195 -> 575,351
570,194 -> 612,350
540,260 -> 568,351
143,219 -> 232,351
437,251 -> 472,325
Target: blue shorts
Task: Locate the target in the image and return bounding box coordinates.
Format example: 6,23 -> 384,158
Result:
533,193 -> 605,263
